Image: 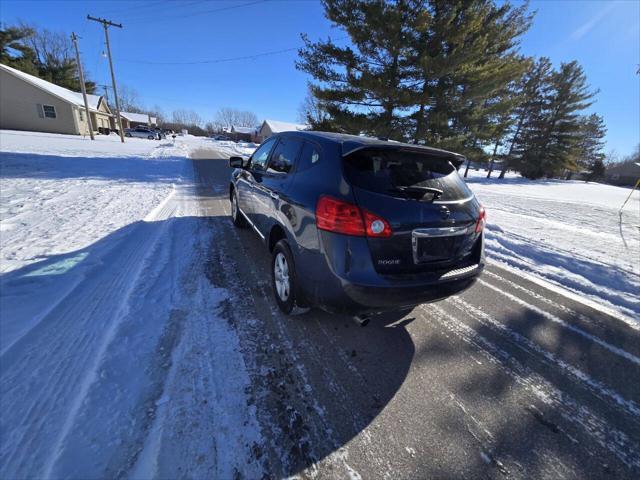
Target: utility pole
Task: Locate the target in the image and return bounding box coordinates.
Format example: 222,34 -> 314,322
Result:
87,15 -> 125,143
70,32 -> 95,140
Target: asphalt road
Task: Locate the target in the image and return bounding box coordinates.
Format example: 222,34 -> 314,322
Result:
191,152 -> 640,480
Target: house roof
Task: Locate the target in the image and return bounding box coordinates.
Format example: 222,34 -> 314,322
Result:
120,111 -> 157,124
231,125 -> 255,134
0,62 -> 103,112
262,119 -> 308,133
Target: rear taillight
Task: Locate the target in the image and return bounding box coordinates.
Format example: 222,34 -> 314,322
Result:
316,196 -> 392,237
475,206 -> 486,233
316,196 -> 366,236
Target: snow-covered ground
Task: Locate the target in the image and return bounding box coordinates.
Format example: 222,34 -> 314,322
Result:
465,168 -> 640,322
0,130 -> 264,478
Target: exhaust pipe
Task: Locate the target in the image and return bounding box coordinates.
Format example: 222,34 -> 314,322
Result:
352,315 -> 370,327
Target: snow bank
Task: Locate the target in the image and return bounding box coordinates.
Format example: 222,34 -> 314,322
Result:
0,131 -> 264,478
465,169 -> 640,321
0,130 -> 190,274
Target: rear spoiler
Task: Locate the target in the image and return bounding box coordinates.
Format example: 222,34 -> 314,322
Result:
341,143 -> 466,169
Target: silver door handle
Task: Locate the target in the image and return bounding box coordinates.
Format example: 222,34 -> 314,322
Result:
270,192 -> 279,200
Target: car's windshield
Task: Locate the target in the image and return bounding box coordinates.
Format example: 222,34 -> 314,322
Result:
343,149 -> 472,202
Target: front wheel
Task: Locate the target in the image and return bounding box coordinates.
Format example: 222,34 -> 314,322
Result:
125,133 -> 132,137
230,190 -> 248,228
272,240 -> 297,314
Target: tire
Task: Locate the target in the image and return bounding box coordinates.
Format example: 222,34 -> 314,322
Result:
148,135 -> 155,140
125,133 -> 132,137
230,190 -> 248,228
272,240 -> 297,314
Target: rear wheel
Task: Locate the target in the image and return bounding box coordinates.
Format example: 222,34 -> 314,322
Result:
148,135 -> 155,140
272,240 -> 297,314
230,190 -> 248,228
125,133 -> 132,137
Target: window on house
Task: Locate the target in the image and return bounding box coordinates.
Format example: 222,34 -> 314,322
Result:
79,110 -> 84,121
43,105 -> 57,119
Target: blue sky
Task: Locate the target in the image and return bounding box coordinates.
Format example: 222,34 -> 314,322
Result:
1,0 -> 638,156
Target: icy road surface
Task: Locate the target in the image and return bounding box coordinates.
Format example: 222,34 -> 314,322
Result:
0,134 -> 639,479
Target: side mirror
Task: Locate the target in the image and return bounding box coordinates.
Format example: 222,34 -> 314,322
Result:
229,156 -> 245,168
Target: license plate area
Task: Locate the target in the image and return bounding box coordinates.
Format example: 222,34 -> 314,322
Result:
412,226 -> 471,264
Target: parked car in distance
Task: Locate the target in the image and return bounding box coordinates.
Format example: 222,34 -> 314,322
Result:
211,135 -> 232,141
125,127 -> 158,139
228,131 -> 485,320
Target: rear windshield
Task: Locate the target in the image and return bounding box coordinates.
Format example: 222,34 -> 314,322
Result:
343,149 -> 472,201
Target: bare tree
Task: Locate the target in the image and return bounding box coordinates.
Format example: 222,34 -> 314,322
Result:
205,120 -> 224,133
149,104 -> 165,125
298,88 -> 328,126
118,84 -> 144,113
17,21 -> 96,93
172,109 -> 203,128
214,108 -> 258,129
236,110 -> 258,128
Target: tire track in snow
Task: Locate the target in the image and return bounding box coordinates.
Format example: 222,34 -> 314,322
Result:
41,191 -> 179,478
0,188 -> 178,479
422,303 -> 640,472
447,296 -> 640,418
477,278 -> 640,367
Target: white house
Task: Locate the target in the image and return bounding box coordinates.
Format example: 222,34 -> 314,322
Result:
120,111 -> 158,130
256,119 -> 309,142
0,62 -> 114,136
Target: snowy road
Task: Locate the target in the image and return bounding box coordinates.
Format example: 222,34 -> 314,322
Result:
189,154 -> 640,479
1,140 -> 639,479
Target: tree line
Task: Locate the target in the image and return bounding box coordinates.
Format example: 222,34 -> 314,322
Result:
297,0 -> 609,179
1,23 -> 96,93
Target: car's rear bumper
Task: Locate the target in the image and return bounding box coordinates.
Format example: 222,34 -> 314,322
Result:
328,274 -> 480,315
294,231 -> 484,316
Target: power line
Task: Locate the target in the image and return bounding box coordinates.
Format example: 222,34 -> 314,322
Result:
119,35 -> 348,65
124,0 -> 267,25
109,1 -> 206,22
94,1 -> 168,17
121,45 -> 298,65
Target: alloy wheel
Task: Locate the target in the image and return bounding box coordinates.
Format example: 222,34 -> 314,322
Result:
274,252 -> 290,301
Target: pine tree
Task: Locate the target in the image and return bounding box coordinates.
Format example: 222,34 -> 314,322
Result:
574,113 -> 607,180
516,61 -> 597,179
484,82 -> 524,177
298,0 -> 531,155
502,57 -> 554,178
0,25 -> 39,75
297,0 -> 419,139
1,23 -> 96,94
410,1 -> 532,161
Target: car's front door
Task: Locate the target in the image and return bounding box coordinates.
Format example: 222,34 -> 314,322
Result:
235,137 -> 278,229
253,136 -> 304,237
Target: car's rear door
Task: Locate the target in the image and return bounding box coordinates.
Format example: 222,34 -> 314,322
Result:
253,136 -> 304,236
343,147 -> 482,274
235,137 -> 277,228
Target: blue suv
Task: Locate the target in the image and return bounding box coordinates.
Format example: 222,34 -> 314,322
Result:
228,132 -> 485,318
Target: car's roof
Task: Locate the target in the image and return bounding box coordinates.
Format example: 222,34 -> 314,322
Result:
280,130 -> 466,165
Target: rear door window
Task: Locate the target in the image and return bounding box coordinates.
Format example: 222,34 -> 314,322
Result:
343,149 -> 472,201
297,141 -> 322,172
266,137 -> 303,174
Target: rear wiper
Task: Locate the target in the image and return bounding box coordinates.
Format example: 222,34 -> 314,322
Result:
388,186 -> 444,201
